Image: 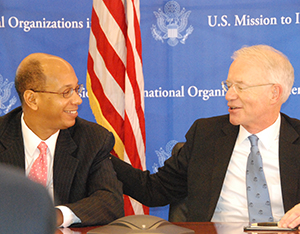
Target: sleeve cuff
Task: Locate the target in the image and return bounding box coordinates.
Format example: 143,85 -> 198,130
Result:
56,205 -> 81,228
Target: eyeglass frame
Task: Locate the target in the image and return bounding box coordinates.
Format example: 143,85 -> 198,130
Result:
30,84 -> 84,98
221,81 -> 275,93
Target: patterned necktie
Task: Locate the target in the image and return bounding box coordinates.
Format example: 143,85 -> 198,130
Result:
28,141 -> 48,187
246,135 -> 273,223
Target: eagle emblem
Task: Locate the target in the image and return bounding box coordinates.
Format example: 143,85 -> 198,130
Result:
0,74 -> 17,115
151,1 -> 193,46
152,140 -> 178,173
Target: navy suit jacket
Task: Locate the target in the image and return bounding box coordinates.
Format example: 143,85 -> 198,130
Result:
0,107 -> 124,226
112,113 -> 300,221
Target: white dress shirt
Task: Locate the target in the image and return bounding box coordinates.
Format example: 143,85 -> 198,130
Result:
211,114 -> 285,222
21,114 -> 81,227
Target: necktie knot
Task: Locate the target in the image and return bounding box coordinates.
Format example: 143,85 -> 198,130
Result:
38,141 -> 48,155
248,134 -> 259,147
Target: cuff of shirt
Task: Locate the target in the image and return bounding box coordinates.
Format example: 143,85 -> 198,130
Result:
56,205 -> 81,228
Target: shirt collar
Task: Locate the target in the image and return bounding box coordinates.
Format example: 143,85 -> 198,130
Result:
236,114 -> 281,150
21,113 -> 60,157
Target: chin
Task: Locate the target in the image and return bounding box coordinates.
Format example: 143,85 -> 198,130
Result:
62,120 -> 76,129
229,117 -> 240,126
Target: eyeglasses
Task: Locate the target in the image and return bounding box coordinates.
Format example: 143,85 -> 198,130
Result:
31,84 -> 84,98
221,81 -> 274,93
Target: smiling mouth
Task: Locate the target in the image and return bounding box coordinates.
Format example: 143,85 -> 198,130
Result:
65,110 -> 77,114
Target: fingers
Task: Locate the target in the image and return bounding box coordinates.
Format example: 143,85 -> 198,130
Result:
279,204 -> 300,229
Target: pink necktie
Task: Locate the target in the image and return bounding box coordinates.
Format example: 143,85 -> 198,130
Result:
28,141 -> 48,187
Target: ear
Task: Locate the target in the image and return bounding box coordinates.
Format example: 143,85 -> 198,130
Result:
23,90 -> 38,111
270,84 -> 283,104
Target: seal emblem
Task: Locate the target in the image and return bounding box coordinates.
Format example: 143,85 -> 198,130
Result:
151,1 -> 193,46
0,74 -> 17,115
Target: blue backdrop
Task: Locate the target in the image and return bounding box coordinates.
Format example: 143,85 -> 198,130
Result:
1,0 -> 300,220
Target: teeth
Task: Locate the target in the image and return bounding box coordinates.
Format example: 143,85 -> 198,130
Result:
66,110 -> 77,114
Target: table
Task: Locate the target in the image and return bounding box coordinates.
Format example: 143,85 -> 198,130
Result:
55,222 -> 300,234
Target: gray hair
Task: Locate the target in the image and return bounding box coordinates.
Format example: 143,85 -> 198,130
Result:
232,45 -> 294,103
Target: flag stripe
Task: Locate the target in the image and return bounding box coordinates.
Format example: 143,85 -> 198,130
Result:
126,41 -> 145,142
87,55 -> 123,125
103,0 -> 127,37
95,0 -> 126,62
124,0 -> 146,169
124,113 -> 142,167
86,72 -> 125,158
88,33 -> 124,118
87,0 -> 148,215
91,7 -> 125,91
88,51 -> 144,169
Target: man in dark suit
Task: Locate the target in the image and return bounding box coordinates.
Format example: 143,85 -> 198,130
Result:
0,53 -> 124,227
0,164 -> 56,234
111,45 -> 300,229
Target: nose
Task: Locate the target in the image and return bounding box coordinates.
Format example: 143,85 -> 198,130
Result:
225,85 -> 237,101
72,91 -> 83,105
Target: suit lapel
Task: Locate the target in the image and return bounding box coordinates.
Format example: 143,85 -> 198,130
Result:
279,114 -> 300,212
206,114 -> 300,216
0,108 -> 80,205
0,111 -> 25,170
207,122 -> 239,218
53,129 -> 79,205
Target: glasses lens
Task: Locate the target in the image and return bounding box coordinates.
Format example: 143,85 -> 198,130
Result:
222,81 -> 228,91
76,84 -> 83,95
61,84 -> 83,98
62,88 -> 73,98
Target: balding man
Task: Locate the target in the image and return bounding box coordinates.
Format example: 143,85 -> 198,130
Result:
0,53 -> 124,227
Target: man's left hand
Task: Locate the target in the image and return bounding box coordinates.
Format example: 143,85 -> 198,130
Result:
278,204 -> 300,229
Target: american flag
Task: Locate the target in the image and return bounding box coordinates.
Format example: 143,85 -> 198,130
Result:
86,0 -> 148,215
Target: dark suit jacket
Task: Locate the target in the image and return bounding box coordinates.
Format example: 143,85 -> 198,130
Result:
112,113 -> 300,221
0,107 -> 124,226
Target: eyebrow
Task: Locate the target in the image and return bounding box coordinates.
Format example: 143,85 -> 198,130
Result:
58,83 -> 79,90
227,80 -> 247,85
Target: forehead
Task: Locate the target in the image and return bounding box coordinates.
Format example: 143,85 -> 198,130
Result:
42,59 -> 78,88
227,58 -> 265,84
